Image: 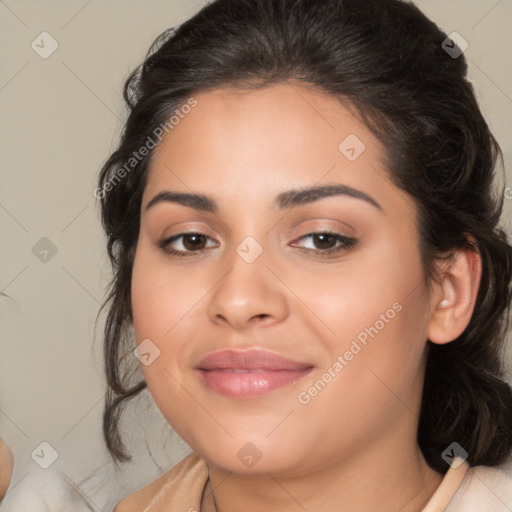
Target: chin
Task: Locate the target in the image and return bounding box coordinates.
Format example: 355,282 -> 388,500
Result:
188,430 -> 311,477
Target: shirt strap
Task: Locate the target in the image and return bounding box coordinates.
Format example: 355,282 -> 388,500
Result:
421,458 -> 469,512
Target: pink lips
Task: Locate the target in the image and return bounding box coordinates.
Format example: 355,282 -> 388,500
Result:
196,349 -> 313,399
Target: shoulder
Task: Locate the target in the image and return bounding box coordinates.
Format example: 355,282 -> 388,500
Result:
114,453 -> 208,512
447,457 -> 512,512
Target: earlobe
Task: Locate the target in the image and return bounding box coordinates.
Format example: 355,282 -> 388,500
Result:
427,247 -> 482,345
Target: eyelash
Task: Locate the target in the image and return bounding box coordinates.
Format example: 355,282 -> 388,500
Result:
159,231 -> 357,258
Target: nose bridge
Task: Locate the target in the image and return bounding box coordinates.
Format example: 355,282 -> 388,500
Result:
207,239 -> 288,328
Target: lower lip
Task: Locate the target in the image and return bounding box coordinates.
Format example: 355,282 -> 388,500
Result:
197,368 -> 312,398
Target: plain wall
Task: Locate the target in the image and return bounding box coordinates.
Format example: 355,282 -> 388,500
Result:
1,0 -> 511,509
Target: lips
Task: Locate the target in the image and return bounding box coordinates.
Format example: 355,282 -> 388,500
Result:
195,349 -> 313,399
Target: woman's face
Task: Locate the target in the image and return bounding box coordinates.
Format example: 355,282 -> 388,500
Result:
131,84 -> 435,476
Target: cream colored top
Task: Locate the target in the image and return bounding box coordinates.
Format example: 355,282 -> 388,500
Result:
114,453 -> 496,512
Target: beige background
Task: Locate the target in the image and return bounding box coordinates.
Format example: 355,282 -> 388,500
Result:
0,0 -> 511,509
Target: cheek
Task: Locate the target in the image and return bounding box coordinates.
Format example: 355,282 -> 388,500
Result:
293,296 -> 429,462
130,246 -> 213,423
300,234 -> 426,351
131,245 -> 204,343
305,236 -> 429,400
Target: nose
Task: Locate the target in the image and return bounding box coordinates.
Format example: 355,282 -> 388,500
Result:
207,246 -> 289,331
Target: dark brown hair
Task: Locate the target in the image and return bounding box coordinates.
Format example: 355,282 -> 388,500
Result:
97,0 -> 512,470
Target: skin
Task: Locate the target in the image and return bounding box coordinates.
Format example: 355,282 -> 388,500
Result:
131,83 -> 481,511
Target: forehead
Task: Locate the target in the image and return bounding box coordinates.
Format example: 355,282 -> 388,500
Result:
151,83 -> 375,161
143,84 -> 400,214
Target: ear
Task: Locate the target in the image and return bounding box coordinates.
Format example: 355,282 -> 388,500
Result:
427,246 -> 482,345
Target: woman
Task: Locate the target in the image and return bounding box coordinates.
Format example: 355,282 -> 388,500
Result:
97,0 -> 512,510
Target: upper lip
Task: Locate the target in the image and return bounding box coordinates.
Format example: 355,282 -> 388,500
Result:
196,349 -> 312,371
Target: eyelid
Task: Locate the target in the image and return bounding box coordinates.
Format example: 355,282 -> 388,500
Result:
156,221 -> 215,240
288,219 -> 357,239
289,231 -> 357,254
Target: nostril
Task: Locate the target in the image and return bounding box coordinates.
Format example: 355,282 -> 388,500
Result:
251,313 -> 272,323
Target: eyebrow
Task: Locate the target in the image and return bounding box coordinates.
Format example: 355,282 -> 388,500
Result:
145,183 -> 382,213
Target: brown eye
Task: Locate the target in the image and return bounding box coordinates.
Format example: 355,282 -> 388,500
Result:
159,232 -> 217,256
182,234 -> 208,251
291,232 -> 357,257
311,233 -> 338,250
